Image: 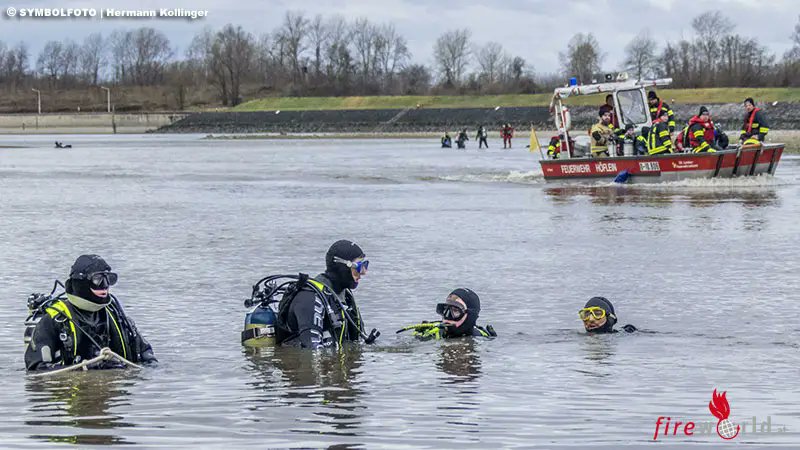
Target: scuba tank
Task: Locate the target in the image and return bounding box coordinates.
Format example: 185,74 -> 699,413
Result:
242,277 -> 282,348
243,305 -> 278,347
23,280 -> 66,347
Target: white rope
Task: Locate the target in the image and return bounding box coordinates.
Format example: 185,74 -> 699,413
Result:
29,347 -> 143,378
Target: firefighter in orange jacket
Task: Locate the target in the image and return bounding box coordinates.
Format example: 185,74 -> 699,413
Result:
740,97 -> 770,145
687,106 -> 718,153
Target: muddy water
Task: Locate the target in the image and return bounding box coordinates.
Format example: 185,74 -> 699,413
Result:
0,135 -> 798,448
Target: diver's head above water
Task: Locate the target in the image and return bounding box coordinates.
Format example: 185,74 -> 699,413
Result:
438,288 -> 480,337
65,254 -> 118,311
325,240 -> 367,293
579,296 -> 617,333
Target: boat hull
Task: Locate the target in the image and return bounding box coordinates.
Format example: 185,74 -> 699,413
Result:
539,144 -> 784,182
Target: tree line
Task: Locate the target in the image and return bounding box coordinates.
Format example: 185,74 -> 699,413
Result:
0,10 -> 798,108
570,11 -> 800,88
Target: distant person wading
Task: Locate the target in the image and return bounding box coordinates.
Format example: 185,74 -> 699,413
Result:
476,125 -> 488,149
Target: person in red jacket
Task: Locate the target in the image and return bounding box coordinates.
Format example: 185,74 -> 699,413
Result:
740,97 -> 770,145
502,123 -> 514,149
687,106 -> 718,153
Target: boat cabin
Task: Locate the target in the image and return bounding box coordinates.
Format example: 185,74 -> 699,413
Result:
547,74 -> 672,159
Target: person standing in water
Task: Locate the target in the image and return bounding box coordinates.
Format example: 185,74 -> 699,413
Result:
275,240 -> 373,349
25,255 -> 157,371
476,125 -> 489,149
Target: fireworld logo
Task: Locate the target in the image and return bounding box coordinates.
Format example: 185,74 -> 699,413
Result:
654,389 -> 753,441
708,389 -> 740,439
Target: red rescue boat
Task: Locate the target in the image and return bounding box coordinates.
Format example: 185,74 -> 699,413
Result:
537,76 -> 784,182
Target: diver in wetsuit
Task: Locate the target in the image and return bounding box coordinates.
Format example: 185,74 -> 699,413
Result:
275,240 -> 374,349
456,129 -> 469,149
24,255 -> 157,371
397,288 -> 495,340
578,296 -> 637,334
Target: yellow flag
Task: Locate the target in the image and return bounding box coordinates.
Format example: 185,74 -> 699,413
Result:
529,126 -> 540,153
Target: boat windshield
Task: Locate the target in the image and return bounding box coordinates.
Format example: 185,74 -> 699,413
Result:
617,89 -> 648,125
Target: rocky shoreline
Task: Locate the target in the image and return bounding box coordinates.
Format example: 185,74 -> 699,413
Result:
155,102 -> 800,134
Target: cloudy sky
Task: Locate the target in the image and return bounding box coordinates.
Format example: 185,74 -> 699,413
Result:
0,0 -> 797,75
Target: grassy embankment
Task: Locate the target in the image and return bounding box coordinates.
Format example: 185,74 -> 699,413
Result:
226,88 -> 800,151
233,88 -> 800,111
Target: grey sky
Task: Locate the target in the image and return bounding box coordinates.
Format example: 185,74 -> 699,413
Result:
0,0 -> 796,76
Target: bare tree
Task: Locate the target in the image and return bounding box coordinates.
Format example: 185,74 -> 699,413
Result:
433,29 -> 471,86
79,33 -> 106,85
718,34 -> 773,86
109,28 -> 172,85
0,42 -> 7,83
374,23 -> 410,91
691,11 -> 733,84
476,41 -> 505,85
186,26 -> 214,83
6,42 -> 28,88
397,64 -> 431,94
188,27 -> 230,104
352,18 -> 379,88
215,24 -> 255,106
37,41 -> 63,87
109,30 -> 134,83
308,14 -> 330,77
623,30 -> 656,79
787,15 -> 800,63
794,14 -> 800,48
560,33 -> 602,84
279,11 -> 308,81
59,40 -> 80,86
324,16 -> 353,93
129,28 -> 173,85
252,33 -> 277,85
509,56 -> 528,82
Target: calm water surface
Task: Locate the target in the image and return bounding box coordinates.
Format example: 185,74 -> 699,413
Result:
1,135 -> 799,448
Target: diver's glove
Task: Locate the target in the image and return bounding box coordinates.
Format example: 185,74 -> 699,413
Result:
396,321 -> 445,340
396,321 -> 443,334
622,324 -> 637,333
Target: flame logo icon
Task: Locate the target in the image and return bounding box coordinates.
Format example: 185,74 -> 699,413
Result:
709,389 -> 741,440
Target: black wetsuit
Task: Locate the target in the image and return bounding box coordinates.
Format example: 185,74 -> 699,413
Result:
446,325 -> 493,338
276,273 -> 364,349
476,127 -> 488,148
456,131 -> 468,149
25,296 -> 156,371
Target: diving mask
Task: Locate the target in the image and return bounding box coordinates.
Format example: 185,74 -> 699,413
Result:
333,256 -> 369,274
436,299 -> 466,321
75,271 -> 118,289
578,306 -> 607,321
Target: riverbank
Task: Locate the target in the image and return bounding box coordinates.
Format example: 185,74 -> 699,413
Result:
0,113 -> 186,134
156,102 -> 800,135
233,88 -> 800,111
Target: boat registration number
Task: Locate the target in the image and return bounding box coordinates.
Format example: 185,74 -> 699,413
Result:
639,162 -> 660,172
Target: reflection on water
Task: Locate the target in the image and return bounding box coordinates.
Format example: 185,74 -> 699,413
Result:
575,334 -> 617,379
244,345 -> 365,436
25,371 -> 135,446
436,339 -> 482,384
545,183 -> 779,208
434,339 -> 483,441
